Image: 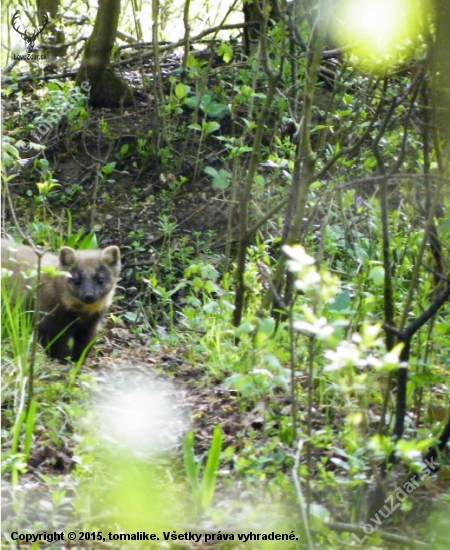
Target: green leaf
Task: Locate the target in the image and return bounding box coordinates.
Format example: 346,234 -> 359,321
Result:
203,121 -> 220,135
329,291 -> 351,312
46,82 -> 61,91
258,317 -> 275,336
203,301 -> 219,313
79,232 -> 98,249
175,82 -> 190,100
204,166 -> 218,177
199,93 -> 228,117
201,94 -> 212,108
218,42 -> 233,63
204,167 -> 231,189
204,102 -> 228,118
186,54 -> 202,69
439,216 -> 450,235
102,162 -> 116,175
11,408 -> 26,457
185,96 -> 200,109
188,123 -> 202,132
235,320 -> 254,336
239,85 -> 254,97
213,173 -> 231,189
200,264 -> 219,280
242,118 -> 256,130
124,311 -> 138,322
369,266 -> 385,285
183,430 -> 201,495
22,414 -> 34,456
201,425 -> 222,510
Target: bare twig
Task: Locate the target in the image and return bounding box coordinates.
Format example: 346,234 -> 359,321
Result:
325,522 -> 427,548
292,441 -> 315,550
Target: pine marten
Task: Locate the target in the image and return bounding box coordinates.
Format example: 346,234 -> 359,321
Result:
1,239 -> 121,363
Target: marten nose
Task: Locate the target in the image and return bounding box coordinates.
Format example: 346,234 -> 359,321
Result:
84,293 -> 95,303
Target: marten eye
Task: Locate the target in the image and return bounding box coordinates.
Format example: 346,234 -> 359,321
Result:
70,273 -> 82,286
97,276 -> 105,285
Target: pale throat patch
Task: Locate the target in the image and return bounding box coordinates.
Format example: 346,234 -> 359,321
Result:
61,292 -> 113,314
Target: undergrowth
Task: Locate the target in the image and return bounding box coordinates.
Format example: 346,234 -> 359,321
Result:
2,0 -> 450,546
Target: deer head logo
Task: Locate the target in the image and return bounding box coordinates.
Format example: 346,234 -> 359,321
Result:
11,11 -> 48,53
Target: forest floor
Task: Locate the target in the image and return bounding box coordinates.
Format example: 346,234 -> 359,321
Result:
2,48 -> 447,549
3,50 -> 249,464
3,51 -> 285,546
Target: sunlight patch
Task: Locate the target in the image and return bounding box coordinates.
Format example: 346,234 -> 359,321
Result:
94,365 -> 188,456
331,0 -> 431,72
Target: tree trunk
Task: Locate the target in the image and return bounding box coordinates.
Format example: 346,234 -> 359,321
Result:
75,0 -> 133,108
36,0 -> 66,57
262,1 -> 330,312
431,0 -> 450,162
242,0 -> 283,55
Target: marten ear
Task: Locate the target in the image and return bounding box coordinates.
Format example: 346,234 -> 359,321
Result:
59,246 -> 77,268
102,246 -> 121,271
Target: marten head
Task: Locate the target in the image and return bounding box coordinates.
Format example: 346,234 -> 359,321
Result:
58,246 -> 121,311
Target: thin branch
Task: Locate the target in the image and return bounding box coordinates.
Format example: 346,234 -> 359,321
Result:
292,441 -> 315,550
403,284 -> 450,341
325,522 -> 427,548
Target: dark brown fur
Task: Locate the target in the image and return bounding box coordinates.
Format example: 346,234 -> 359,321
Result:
2,239 -> 121,362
